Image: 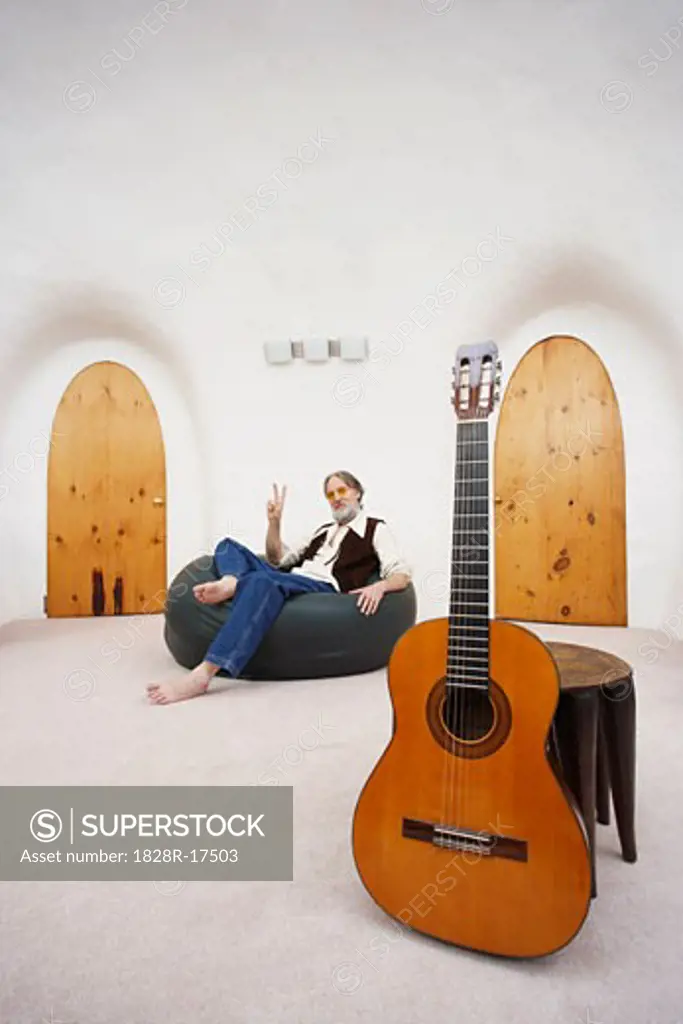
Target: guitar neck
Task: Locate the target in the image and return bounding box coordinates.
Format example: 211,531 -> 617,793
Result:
447,418 -> 490,690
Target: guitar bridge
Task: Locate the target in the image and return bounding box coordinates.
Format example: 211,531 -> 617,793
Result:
432,826 -> 496,854
403,818 -> 527,862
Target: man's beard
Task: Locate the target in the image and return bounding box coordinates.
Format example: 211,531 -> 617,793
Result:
332,502 -> 359,524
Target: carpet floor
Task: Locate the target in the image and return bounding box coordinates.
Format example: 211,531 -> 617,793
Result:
0,613 -> 681,1024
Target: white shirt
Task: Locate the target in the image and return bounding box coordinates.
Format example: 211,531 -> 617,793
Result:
275,511 -> 412,592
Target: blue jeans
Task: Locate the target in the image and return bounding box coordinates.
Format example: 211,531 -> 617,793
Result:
204,537 -> 336,676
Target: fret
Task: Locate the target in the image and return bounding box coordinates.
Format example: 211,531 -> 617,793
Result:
445,684 -> 489,693
447,646 -> 489,653
448,588 -> 489,596
446,669 -> 489,678
448,641 -> 489,647
448,652 -> 488,658
448,639 -> 489,645
448,654 -> 488,660
446,671 -> 489,679
448,649 -> 489,655
447,648 -> 489,656
447,647 -> 489,655
448,622 -> 491,630
449,613 -> 489,620
448,635 -> 488,641
447,658 -> 488,666
448,656 -> 489,662
448,630 -> 491,638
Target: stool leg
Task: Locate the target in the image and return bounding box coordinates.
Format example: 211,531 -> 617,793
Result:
572,690 -> 599,899
601,677 -> 637,863
554,692 -> 599,899
596,712 -> 611,826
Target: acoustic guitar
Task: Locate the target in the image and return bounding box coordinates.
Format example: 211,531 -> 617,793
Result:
352,341 -> 592,958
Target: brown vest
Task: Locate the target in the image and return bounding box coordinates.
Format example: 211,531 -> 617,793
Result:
289,516 -> 385,592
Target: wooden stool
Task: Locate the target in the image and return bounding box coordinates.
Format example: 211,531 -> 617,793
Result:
546,641 -> 637,899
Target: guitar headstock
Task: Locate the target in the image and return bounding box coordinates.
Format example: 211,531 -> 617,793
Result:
451,341 -> 502,420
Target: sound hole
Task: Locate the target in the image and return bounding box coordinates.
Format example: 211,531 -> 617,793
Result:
426,678 -> 512,760
443,685 -> 495,743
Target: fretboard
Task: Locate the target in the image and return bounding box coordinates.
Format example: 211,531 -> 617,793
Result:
447,419 -> 490,690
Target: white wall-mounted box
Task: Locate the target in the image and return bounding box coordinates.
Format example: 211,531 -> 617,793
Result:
264,341 -> 293,364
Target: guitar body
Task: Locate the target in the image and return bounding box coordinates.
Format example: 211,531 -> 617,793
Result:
352,618 -> 592,959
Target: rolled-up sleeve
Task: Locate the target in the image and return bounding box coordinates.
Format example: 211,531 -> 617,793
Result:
374,522 -> 412,581
276,538 -> 308,570
276,526 -> 326,570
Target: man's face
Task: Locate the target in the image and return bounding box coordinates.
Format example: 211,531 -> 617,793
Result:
325,475 -> 360,523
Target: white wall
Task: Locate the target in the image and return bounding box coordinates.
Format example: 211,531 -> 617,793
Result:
1,0 -> 682,629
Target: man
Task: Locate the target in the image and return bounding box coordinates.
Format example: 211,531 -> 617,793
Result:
147,471 -> 411,705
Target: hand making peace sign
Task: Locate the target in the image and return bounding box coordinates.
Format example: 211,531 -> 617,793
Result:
267,482 -> 288,526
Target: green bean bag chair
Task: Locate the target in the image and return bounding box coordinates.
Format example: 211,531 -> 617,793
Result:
163,555 -> 417,679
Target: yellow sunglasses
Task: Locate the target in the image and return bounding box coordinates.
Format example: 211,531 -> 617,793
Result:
325,485 -> 348,501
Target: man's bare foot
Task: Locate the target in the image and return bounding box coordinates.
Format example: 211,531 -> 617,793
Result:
193,575 -> 238,604
146,662 -> 218,705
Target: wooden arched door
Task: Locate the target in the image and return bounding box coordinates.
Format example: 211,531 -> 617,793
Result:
47,361 -> 167,617
494,336 -> 627,626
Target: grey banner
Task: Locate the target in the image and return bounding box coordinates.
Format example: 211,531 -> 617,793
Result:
0,786 -> 293,881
